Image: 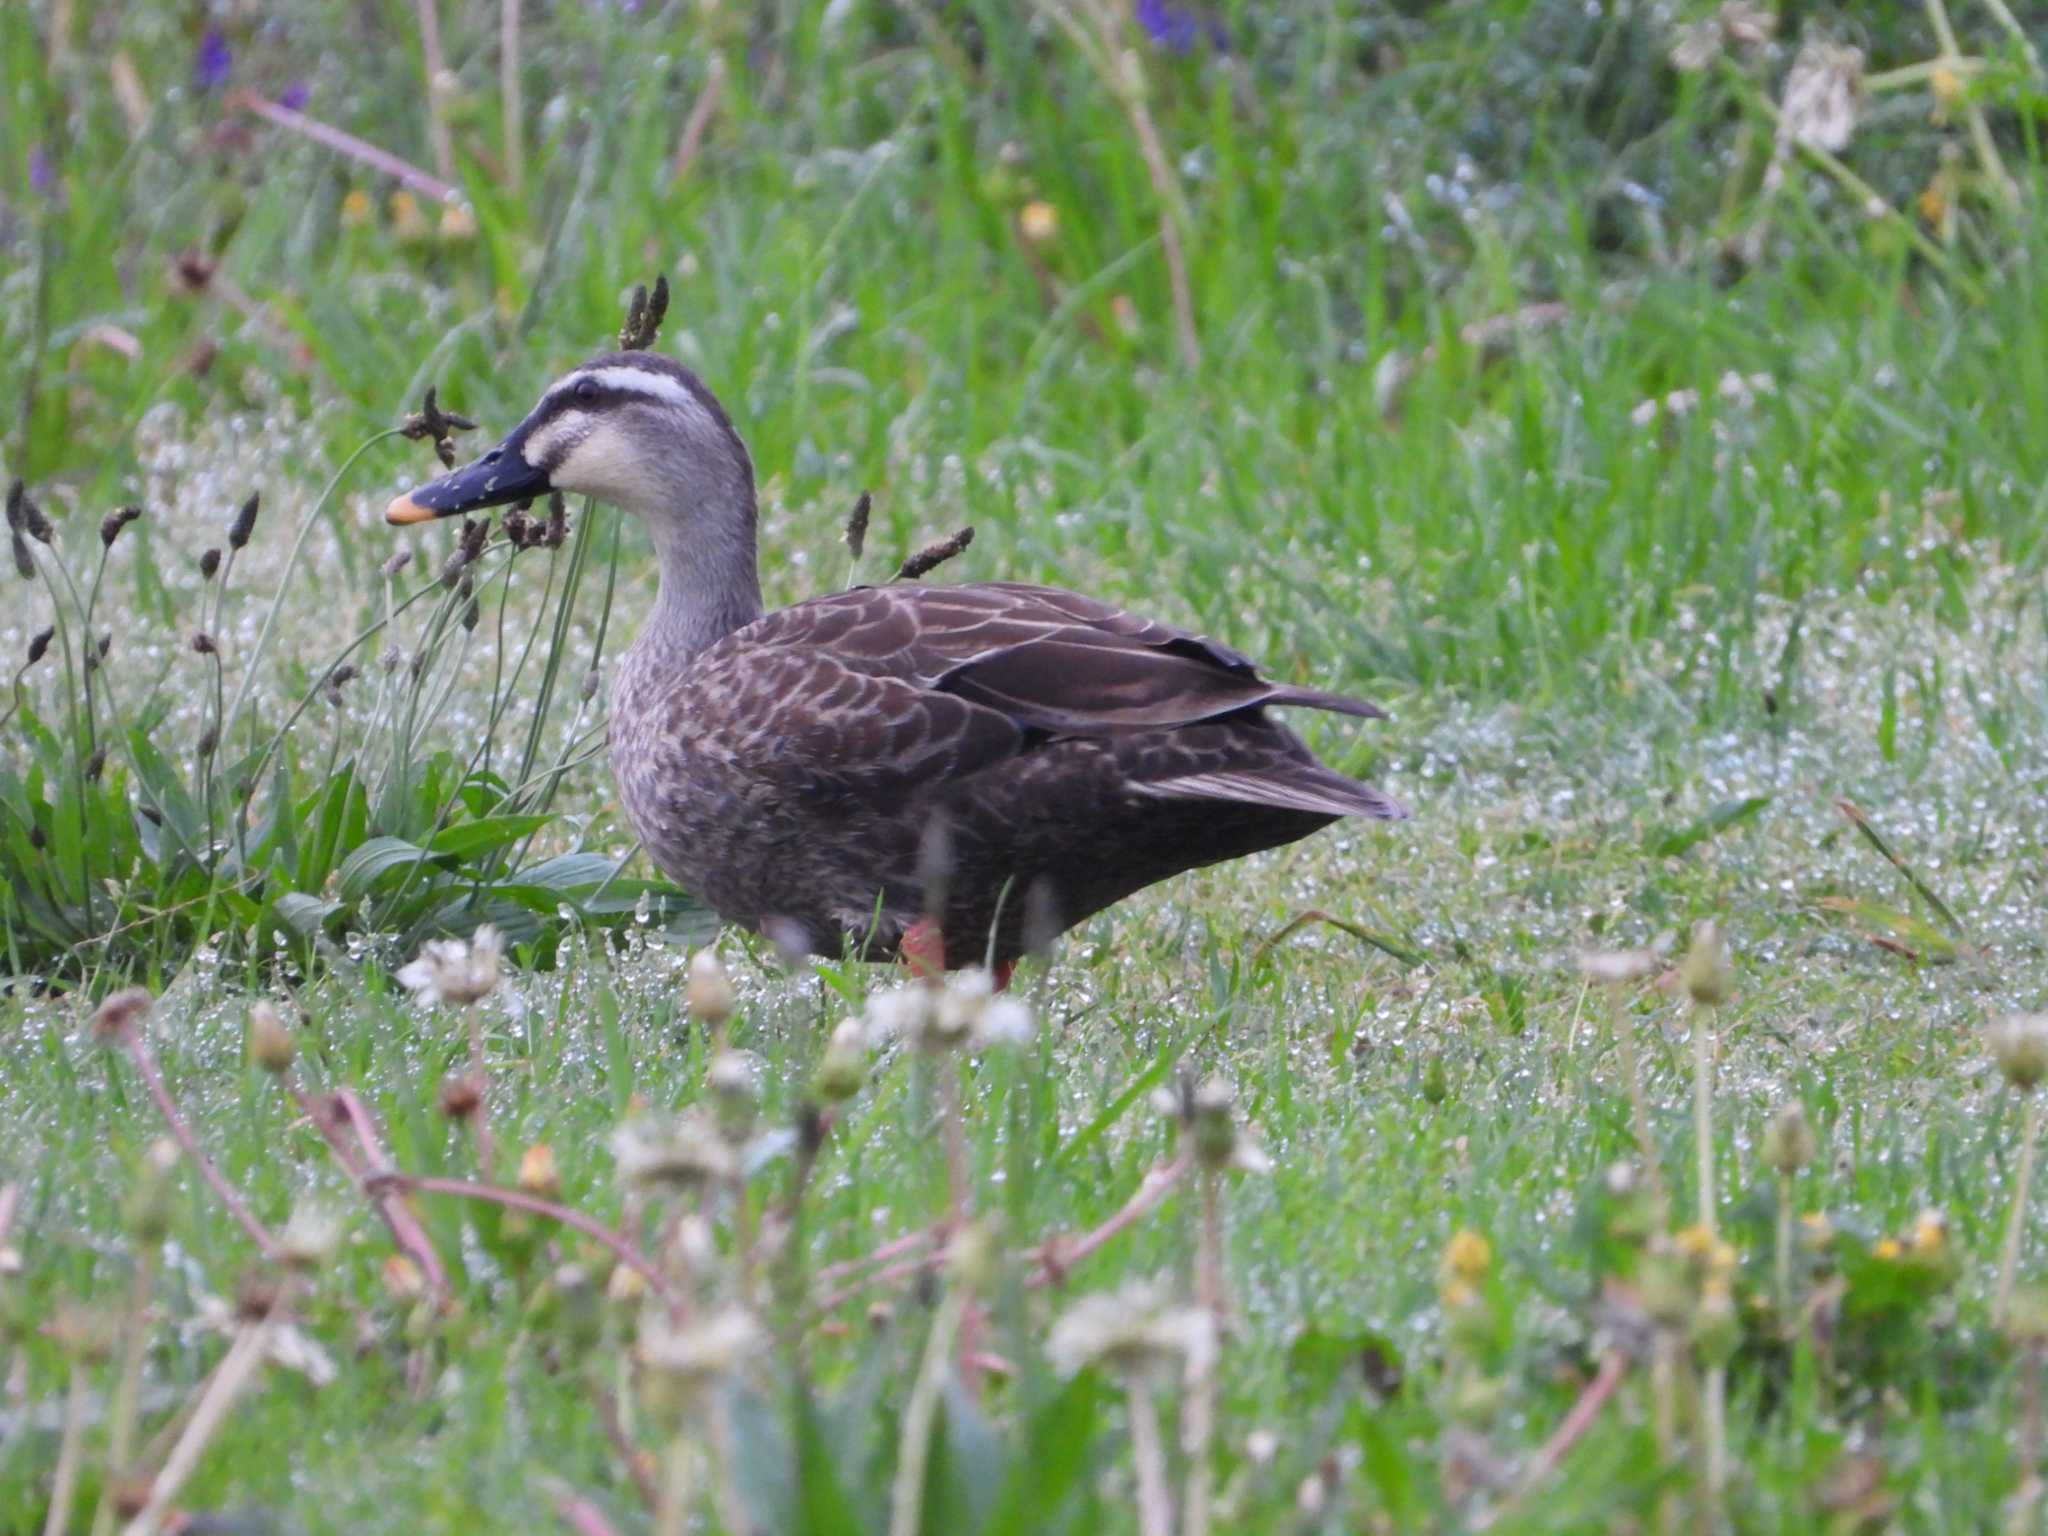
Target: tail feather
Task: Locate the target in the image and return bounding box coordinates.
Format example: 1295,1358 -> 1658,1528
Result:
1263,685 -> 1387,721
1137,764 -> 1410,821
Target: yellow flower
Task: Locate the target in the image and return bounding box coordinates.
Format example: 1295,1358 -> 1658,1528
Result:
518,1144 -> 560,1198
341,189 -> 374,227
1874,1237 -> 1902,1262
1443,1229 -> 1492,1286
438,204 -> 478,242
1911,1209 -> 1946,1255
1019,200 -> 1058,245
1674,1224 -> 1715,1259
389,190 -> 428,241
1930,62 -> 1960,121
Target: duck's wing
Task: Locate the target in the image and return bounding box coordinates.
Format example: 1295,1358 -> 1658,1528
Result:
740,581 -> 1387,735
709,582 -> 1406,820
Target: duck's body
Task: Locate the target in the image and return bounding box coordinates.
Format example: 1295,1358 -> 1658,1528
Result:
389,349 -> 1407,966
610,579 -> 1400,966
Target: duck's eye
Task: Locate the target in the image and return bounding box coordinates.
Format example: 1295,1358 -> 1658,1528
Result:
574,379 -> 599,404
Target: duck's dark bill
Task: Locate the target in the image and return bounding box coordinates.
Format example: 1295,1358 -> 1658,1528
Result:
386,449 -> 550,525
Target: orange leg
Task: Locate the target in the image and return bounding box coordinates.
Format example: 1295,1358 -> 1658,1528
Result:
901,917 -> 947,980
902,919 -> 1017,990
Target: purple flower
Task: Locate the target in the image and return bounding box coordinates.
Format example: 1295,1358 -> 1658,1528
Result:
29,146 -> 54,195
1135,0 -> 1225,54
195,29 -> 233,91
278,80 -> 310,111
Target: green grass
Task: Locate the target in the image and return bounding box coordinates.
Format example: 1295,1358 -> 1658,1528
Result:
4,2 -> 2048,1531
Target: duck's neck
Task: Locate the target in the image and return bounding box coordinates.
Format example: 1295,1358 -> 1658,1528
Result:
627,467 -> 765,666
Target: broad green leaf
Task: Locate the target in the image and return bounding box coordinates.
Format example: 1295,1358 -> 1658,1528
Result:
336,836 -> 434,902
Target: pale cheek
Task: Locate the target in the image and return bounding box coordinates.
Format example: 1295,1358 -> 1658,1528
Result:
554,431 -> 666,507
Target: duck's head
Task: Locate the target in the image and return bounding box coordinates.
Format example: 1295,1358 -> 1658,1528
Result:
386,351 -> 755,529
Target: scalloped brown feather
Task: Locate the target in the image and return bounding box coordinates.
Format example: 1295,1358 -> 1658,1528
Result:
610,579 -> 1406,967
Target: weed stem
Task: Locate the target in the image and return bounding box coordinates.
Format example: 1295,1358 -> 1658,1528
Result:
888,1280 -> 970,1536
1608,985 -> 1669,1220
116,1028 -> 279,1260
1127,1377 -> 1174,1536
1181,1170 -> 1223,1536
1998,1096 -> 2042,1327
41,1361 -> 89,1536
124,1274 -> 298,1536
1692,1004 -> 1716,1229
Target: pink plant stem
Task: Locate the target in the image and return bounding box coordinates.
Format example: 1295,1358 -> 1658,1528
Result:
299,1086 -> 450,1303
228,91 -> 458,203
815,1225 -> 938,1287
815,1157 -> 1194,1314
117,1031 -> 279,1260
816,1252 -> 946,1314
376,1173 -> 679,1309
0,1181 -> 19,1246
551,1490 -> 620,1536
588,1380 -> 660,1513
670,54 -> 726,183
466,1005 -> 498,1182
1029,1154 -> 1190,1288
1475,1350 -> 1630,1530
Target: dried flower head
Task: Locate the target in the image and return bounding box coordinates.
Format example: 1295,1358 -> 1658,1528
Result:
48,1303 -> 118,1363
91,986 -> 153,1042
1780,40 -> 1864,154
1762,1101 -> 1816,1174
1047,1277 -> 1217,1385
637,1304 -> 762,1410
380,548 -> 413,580
1574,937 -> 1668,984
844,489 -> 872,561
8,482 -> 52,543
686,948 -> 737,1028
611,1112 -> 738,1193
814,1016 -> 869,1103
26,626 -> 53,666
1670,1 -> 1775,71
897,524 -> 975,582
322,662 -> 359,707
279,1201 -> 344,1270
400,386 -> 478,467
198,547 -> 221,580
1157,1074 -> 1271,1174
1988,1014 -> 2048,1093
865,969 -> 1034,1054
396,925 -> 503,1007
227,491 -> 261,551
438,1074 -> 484,1120
617,274 -> 671,352
11,530 -> 34,580
99,505 -> 142,549
1680,920 -> 1733,1007
706,1049 -> 761,1143
124,1136 -> 181,1243
247,1000 -> 296,1073
191,630 -> 218,656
